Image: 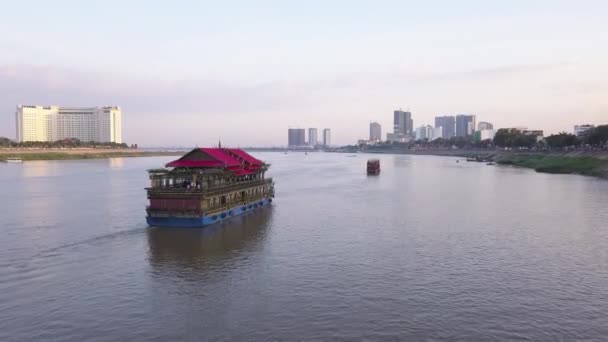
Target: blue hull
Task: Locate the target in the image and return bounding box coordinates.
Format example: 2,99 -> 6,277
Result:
147,198 -> 273,228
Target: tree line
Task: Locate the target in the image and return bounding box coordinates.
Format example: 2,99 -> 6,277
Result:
0,137 -> 134,149
493,125 -> 608,149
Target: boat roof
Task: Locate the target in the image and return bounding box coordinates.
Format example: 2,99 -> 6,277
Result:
165,148 -> 263,175
367,158 -> 380,162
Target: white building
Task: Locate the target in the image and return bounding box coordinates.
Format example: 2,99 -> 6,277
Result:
415,126 -> 426,140
480,129 -> 496,141
574,124 -> 595,137
415,125 -> 435,141
432,126 -> 443,141
308,128 -> 318,147
425,125 -> 433,140
322,128 -> 331,147
16,105 -> 122,143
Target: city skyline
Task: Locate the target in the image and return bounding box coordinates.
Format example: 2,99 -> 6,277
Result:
1,1 -> 607,146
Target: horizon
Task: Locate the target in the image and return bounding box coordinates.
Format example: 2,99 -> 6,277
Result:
1,1 -> 607,146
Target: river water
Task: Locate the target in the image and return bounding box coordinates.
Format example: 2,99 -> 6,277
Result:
1,153 -> 607,341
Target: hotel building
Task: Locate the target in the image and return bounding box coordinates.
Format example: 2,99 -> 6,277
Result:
15,105 -> 122,143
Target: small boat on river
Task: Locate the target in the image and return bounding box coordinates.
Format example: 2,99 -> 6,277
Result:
367,159 -> 380,175
5,158 -> 23,163
146,147 -> 274,228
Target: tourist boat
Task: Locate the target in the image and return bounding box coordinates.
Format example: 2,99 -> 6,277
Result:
5,158 -> 23,163
367,159 -> 380,175
146,147 -> 274,227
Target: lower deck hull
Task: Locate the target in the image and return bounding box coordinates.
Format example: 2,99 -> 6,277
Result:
146,198 -> 273,228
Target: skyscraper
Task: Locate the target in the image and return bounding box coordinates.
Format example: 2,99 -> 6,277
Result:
288,128 -> 305,147
455,114 -> 476,137
434,115 -> 455,139
393,110 -> 413,138
322,128 -> 331,147
369,122 -> 381,142
308,128 -> 318,147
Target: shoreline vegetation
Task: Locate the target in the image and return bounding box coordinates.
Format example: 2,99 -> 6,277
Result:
0,148 -> 183,161
365,149 -> 608,178
496,154 -> 607,177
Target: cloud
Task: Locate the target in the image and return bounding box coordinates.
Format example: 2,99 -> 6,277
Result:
428,62 -> 573,80
1,61 -> 603,145
0,64 -> 322,117
0,64 -> 357,144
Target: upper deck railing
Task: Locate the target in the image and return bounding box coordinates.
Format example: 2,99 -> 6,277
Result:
147,178 -> 273,196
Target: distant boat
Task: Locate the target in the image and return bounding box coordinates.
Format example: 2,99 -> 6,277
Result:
486,162 -> 496,166
5,158 -> 22,163
367,159 -> 380,175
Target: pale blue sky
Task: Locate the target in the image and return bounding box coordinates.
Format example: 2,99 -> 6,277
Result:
1,0 -> 607,146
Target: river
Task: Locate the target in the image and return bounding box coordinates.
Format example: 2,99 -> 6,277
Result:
1,153 -> 607,341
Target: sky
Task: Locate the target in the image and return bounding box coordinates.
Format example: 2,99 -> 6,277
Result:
1,0 -> 607,146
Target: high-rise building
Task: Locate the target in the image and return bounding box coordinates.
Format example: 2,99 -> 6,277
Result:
308,128 -> 318,147
455,114 -> 476,137
393,109 -> 413,138
15,105 -> 122,143
322,128 -> 331,147
478,122 -> 493,131
434,115 -> 455,139
369,122 -> 381,142
288,128 -> 306,147
574,124 -> 595,137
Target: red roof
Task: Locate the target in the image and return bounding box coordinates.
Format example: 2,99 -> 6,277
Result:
166,148 -> 263,175
227,148 -> 262,166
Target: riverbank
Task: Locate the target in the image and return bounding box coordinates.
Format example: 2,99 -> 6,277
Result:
363,148 -> 608,178
494,154 -> 608,178
0,148 -> 183,161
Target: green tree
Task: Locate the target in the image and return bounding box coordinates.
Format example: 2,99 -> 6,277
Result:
493,129 -> 537,148
584,125 -> 608,146
448,136 -> 470,148
545,132 -> 578,148
493,129 -> 513,147
0,136 -> 12,147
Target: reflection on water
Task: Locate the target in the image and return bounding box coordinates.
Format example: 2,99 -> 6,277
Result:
21,160 -> 57,178
109,157 -> 125,168
2,155 -> 608,341
146,207 -> 273,271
